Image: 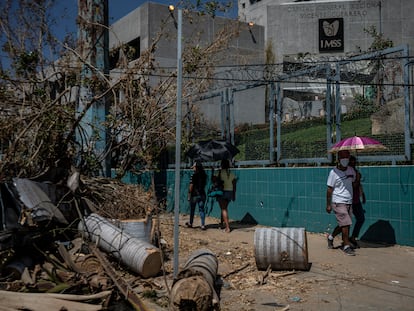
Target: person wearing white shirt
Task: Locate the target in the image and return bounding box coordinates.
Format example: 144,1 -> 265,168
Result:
326,150 -> 357,256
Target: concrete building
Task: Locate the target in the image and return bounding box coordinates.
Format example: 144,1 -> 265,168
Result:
107,1 -> 412,126
238,0 -> 413,121
108,2 -> 266,128
239,0 -> 414,60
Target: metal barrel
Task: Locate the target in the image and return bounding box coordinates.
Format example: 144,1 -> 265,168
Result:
4,256 -> 33,280
118,216 -> 152,244
183,249 -> 218,287
80,213 -> 161,278
254,227 -> 310,271
170,249 -> 219,310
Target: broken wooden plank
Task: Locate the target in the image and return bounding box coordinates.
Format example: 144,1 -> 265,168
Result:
47,290 -> 112,301
90,245 -> 150,311
0,290 -> 110,311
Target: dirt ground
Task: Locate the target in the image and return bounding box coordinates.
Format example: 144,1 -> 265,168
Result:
143,212 -> 414,311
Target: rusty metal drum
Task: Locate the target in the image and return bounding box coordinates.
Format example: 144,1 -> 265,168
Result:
254,227 -> 310,271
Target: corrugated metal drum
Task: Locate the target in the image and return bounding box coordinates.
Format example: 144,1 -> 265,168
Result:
254,227 -> 310,271
183,249 -> 218,286
81,213 -> 161,278
119,217 -> 152,243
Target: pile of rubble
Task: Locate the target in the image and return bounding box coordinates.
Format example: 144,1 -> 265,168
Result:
0,170 -> 161,310
0,170 -> 311,310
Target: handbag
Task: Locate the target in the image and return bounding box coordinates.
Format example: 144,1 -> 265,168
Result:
208,170 -> 224,197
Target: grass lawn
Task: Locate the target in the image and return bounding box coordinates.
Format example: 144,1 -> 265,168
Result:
282,118 -> 371,143
235,118 -> 372,160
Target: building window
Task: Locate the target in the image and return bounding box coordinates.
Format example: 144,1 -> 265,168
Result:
125,37 -> 140,61
109,49 -> 120,70
109,37 -> 140,70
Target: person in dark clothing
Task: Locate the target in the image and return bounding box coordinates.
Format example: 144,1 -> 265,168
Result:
186,161 -> 208,230
349,155 -> 366,248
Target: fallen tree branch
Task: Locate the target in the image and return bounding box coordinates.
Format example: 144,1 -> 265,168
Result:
90,244 -> 150,311
221,262 -> 249,279
257,264 -> 272,285
273,271 -> 296,278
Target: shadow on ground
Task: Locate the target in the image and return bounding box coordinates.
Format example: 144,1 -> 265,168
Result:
360,219 -> 396,248
206,212 -> 258,231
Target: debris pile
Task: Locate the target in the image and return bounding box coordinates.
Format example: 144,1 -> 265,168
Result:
0,170 -> 309,310
0,170 -> 158,310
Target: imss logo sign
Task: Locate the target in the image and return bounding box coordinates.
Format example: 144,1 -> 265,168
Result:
319,18 -> 344,52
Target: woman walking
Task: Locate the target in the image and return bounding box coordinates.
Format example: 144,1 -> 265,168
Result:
186,161 -> 208,230
213,159 -> 237,233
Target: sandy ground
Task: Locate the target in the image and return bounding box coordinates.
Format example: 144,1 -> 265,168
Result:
143,213 -> 414,311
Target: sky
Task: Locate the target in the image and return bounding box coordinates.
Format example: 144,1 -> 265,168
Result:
63,0 -> 171,25
0,1 -> 237,69
60,1 -> 178,36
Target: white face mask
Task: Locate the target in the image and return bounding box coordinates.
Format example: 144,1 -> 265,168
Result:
340,158 -> 349,167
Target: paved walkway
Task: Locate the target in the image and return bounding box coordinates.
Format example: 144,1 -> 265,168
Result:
220,224 -> 414,310
148,214 -> 414,311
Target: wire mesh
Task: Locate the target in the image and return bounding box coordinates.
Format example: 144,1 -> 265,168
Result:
183,46 -> 411,166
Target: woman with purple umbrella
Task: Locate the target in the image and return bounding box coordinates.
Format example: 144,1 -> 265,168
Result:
326,150 -> 357,256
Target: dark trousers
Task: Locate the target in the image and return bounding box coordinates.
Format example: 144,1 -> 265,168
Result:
351,202 -> 365,239
189,195 -> 206,226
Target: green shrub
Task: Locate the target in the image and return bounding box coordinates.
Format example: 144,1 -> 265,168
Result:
345,94 -> 379,121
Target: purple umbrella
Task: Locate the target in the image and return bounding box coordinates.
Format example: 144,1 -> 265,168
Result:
329,136 -> 387,153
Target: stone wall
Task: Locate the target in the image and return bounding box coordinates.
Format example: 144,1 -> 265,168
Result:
371,98 -> 404,134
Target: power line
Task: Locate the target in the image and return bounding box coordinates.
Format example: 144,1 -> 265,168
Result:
1,67 -> 413,88
2,53 -> 413,87
2,53 -> 414,70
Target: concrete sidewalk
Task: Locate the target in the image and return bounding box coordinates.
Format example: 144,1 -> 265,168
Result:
293,233 -> 414,311
153,214 -> 414,311
220,226 -> 414,311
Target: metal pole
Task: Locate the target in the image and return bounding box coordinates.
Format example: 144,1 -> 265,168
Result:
326,67 -> 333,162
276,82 -> 281,162
269,83 -> 275,163
220,91 -> 225,139
173,8 -> 182,278
378,1 -> 382,35
229,89 -> 235,144
335,63 -> 341,141
402,45 -> 411,161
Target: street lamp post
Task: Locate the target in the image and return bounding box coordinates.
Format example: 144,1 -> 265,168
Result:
172,7 -> 182,278
378,1 -> 382,35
